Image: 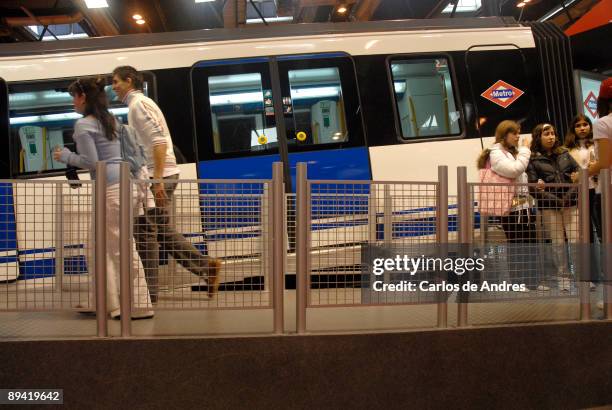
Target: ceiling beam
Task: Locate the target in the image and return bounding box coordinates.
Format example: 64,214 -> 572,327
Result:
223,0 -> 247,28
351,0 -> 382,21
70,0 -> 119,36
153,0 -> 170,32
4,11 -> 83,26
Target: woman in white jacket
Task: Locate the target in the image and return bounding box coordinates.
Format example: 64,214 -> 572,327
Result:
477,120 -> 542,291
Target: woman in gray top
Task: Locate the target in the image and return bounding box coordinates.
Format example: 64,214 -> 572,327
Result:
54,77 -> 153,319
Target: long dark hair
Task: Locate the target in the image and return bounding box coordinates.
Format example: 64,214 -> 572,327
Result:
564,113 -> 593,149
68,77 -> 116,141
477,120 -> 520,169
531,123 -> 564,156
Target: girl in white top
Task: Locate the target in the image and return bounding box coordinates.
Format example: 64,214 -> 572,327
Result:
565,114 -> 601,243
477,120 -> 537,290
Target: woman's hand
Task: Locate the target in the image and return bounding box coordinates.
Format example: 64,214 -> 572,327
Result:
53,147 -> 63,161
519,138 -> 531,148
536,179 -> 545,191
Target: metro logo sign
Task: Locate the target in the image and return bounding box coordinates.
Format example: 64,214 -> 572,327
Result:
481,80 -> 525,108
583,91 -> 598,118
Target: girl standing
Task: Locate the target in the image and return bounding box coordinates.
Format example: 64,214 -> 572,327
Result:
527,123 -> 580,292
565,114 -> 601,243
477,120 -> 536,290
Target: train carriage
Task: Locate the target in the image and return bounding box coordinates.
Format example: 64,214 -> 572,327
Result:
0,18 -> 575,286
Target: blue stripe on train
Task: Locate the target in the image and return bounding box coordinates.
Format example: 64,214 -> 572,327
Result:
18,255 -> 89,280
0,183 -> 18,252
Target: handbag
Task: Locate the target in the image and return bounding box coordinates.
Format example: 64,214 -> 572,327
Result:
478,159 -> 516,216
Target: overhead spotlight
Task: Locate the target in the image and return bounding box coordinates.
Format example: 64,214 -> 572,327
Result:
195,0 -> 216,2
523,0 -> 531,2
84,0 -> 109,8
136,19 -> 146,25
516,2 -> 526,7
132,14 -> 143,20
337,5 -> 347,13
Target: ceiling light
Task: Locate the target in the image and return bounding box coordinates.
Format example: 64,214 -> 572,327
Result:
132,14 -> 143,20
516,2 -> 525,7
136,19 -> 146,25
337,5 -> 347,13
195,0 -> 216,3
84,0 -> 109,8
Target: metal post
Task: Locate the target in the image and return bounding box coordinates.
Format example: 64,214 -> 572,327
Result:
272,162 -> 284,334
262,184 -> 271,293
54,184 -> 64,293
601,169 -> 612,319
457,166 -> 469,327
296,162 -> 309,334
119,162 -> 132,335
578,169 -> 591,320
94,162 -> 108,337
437,166 -> 448,328
368,186 -> 377,243
383,185 -> 392,244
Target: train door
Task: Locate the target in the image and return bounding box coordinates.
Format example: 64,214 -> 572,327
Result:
191,54 -> 368,190
276,53 -> 369,191
465,45 -> 536,141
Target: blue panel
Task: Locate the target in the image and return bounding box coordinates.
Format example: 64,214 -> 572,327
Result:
64,255 -> 88,275
288,146 -> 371,191
19,258 -> 55,279
198,156 -> 276,232
198,153 -> 281,180
0,183 -> 18,252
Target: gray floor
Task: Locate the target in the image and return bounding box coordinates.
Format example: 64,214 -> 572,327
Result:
0,286 -> 606,340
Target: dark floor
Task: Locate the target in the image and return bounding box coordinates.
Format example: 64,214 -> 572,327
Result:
1,321 -> 611,409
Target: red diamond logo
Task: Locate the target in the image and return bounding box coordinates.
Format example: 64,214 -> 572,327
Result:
481,80 -> 525,108
583,91 -> 598,118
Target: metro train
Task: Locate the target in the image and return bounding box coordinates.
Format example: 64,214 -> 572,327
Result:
0,18 -> 577,284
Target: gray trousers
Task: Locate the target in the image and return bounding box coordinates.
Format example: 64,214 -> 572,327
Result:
134,174 -> 211,303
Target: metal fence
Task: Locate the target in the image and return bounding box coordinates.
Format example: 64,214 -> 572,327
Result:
0,179 -> 94,312
0,162 -> 610,338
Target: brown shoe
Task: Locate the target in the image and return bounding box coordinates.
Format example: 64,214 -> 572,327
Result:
207,259 -> 222,298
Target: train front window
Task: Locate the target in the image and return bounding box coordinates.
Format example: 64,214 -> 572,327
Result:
286,67 -> 347,145
390,58 -> 461,139
8,75 -> 154,177
207,72 -> 276,154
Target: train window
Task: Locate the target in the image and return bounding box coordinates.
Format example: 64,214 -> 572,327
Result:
389,57 -> 461,139
191,59 -> 277,158
207,72 -> 274,153
277,54 -> 363,149
8,74 -> 154,177
286,67 -> 346,144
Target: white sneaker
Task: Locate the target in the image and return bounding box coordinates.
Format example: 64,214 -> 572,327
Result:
110,309 -> 154,320
517,287 -> 530,293
537,283 -> 551,291
597,300 -> 604,310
